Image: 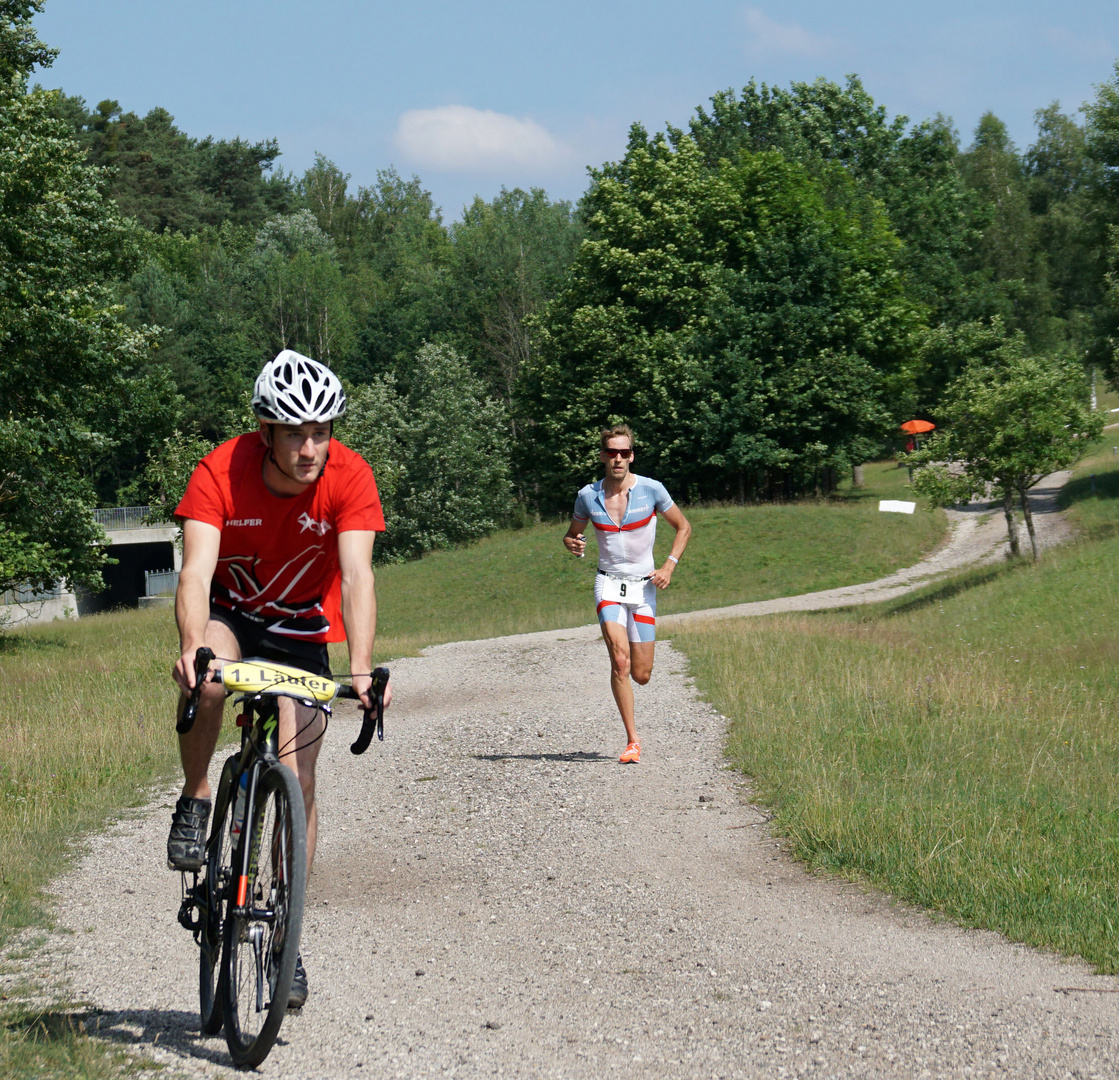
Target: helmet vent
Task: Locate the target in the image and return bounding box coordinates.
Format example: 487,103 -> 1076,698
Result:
252,349 -> 347,424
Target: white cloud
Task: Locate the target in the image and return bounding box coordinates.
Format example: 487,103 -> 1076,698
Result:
393,105 -> 570,172
742,8 -> 832,58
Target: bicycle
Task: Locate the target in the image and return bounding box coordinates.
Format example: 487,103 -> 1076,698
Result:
175,646 -> 389,1068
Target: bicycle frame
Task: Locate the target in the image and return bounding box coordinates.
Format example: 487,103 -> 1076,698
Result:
178,684 -> 304,940
176,649 -> 388,1065
227,689 -> 312,910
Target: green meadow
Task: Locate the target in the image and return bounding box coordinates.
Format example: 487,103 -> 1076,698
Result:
675,442 -> 1119,972
370,459 -> 941,654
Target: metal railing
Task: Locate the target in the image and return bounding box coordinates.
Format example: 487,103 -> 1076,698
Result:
1,583 -> 63,605
145,569 -> 179,598
93,506 -> 154,531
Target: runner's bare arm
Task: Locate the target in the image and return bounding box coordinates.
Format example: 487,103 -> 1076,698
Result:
173,519 -> 222,691
338,529 -> 390,709
649,504 -> 692,589
562,517 -> 588,557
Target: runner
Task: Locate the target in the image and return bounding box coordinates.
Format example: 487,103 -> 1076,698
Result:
562,424 -> 691,763
166,348 -> 391,1007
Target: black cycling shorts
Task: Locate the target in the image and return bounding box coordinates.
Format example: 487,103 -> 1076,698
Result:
209,602 -> 331,679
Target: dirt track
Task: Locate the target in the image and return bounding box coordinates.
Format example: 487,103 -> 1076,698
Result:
11,473 -> 1119,1079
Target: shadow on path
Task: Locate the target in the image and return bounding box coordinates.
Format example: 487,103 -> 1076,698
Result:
46,1006 -> 236,1068
473,750 -> 612,763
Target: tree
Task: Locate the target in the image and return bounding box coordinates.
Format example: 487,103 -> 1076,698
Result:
136,429 -> 217,524
1084,63 -> 1119,379
297,153 -> 359,245
955,112 -> 1058,345
1084,60 -> 1119,204
0,0 -> 53,80
1105,226 -> 1119,375
344,169 -> 455,383
686,75 -> 906,185
120,223 -> 264,440
254,209 -> 356,366
0,419 -> 106,598
44,92 -> 294,234
959,115 -> 1035,283
1022,103 -> 1103,358
908,334 -> 1102,560
343,344 -> 513,560
337,375 -> 406,552
685,77 -> 975,328
0,3 -> 173,594
522,129 -> 923,509
884,115 -> 978,327
449,187 -> 583,432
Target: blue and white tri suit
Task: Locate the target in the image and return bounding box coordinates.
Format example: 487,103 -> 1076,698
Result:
572,475 -> 675,643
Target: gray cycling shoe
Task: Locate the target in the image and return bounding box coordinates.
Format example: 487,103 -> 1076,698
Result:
167,796 -> 211,871
288,954 -> 308,1009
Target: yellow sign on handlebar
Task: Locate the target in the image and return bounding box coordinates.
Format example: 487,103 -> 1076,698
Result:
219,660 -> 338,703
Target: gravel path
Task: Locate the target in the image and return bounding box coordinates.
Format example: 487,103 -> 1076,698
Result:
13,473 -> 1119,1079
663,469 -> 1074,628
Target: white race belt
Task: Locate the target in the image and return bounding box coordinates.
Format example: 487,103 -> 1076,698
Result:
599,573 -> 648,603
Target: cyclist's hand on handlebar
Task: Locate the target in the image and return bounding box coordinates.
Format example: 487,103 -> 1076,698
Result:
351,671 -> 392,711
172,646 -> 212,693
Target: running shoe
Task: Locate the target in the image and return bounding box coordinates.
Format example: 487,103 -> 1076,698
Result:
619,741 -> 641,764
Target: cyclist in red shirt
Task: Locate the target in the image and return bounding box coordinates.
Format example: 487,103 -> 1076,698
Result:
167,349 -> 391,1008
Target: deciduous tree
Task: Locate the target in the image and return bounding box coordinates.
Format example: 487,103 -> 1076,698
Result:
254,209 -> 356,366
685,77 -> 975,328
0,1 -> 172,594
1085,62 -> 1119,379
522,129 -> 922,508
343,345 -> 512,559
449,187 -> 583,431
908,334 -> 1101,560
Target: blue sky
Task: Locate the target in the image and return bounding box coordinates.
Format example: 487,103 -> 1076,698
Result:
33,0 -> 1119,221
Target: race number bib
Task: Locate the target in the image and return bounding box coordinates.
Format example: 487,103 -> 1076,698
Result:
601,574 -> 647,603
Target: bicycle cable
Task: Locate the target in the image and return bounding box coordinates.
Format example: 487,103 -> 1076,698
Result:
277,706 -> 329,759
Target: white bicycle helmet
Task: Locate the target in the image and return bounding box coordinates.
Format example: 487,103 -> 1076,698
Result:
252,349 -> 346,424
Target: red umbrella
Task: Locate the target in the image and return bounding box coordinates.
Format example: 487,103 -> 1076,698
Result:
900,419 -> 935,434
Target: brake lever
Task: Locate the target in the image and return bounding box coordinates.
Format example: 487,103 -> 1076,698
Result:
350,666 -> 390,755
176,646 -> 215,734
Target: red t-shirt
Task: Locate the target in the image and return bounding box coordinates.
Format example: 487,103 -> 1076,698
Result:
175,433 -> 385,644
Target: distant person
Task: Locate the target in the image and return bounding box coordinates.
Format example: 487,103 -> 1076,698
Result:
562,425 -> 691,763
167,348 -> 391,1007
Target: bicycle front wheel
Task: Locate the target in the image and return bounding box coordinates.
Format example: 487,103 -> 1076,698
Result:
199,754 -> 238,1035
221,763 -> 307,1068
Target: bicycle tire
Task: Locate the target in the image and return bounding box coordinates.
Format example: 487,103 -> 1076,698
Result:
199,754 -> 238,1035
221,763 -> 307,1068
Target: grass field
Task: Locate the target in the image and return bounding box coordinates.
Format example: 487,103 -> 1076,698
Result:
675,441 -> 1119,972
370,459 -> 942,654
0,614 -> 177,1077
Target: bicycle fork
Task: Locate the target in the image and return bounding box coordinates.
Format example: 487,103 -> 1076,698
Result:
247,924 -> 266,1012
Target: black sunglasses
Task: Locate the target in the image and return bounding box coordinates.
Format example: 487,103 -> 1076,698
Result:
603,448 -> 633,459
